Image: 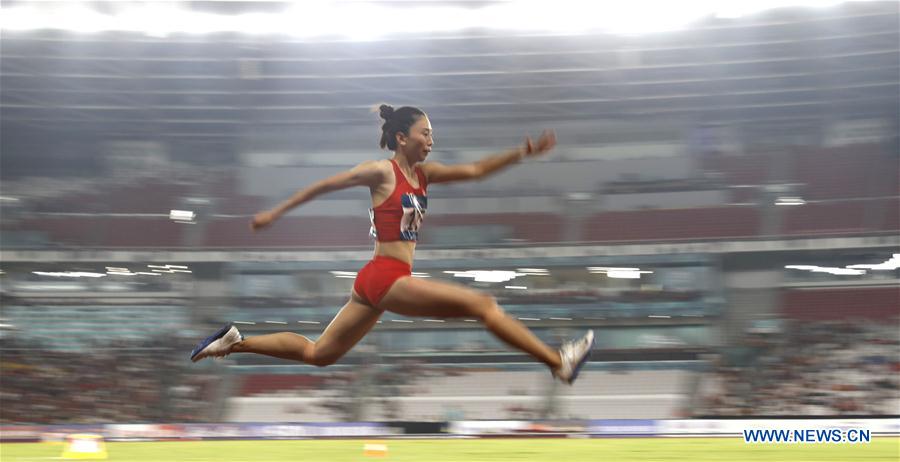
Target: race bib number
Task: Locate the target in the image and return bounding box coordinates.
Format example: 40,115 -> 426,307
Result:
399,193 -> 427,241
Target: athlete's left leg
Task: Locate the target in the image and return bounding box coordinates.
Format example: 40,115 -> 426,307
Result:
228,291 -> 382,366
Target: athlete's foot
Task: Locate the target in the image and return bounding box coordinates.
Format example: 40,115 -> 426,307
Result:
553,330 -> 594,385
190,324 -> 243,362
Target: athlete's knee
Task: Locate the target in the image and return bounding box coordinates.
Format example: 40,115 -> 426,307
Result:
472,294 -> 504,322
309,354 -> 337,367
303,343 -> 337,367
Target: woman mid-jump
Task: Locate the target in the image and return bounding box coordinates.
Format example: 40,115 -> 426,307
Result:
191,105 -> 593,384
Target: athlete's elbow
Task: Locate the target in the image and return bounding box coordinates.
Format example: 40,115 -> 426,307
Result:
470,165 -> 488,181
316,178 -> 346,195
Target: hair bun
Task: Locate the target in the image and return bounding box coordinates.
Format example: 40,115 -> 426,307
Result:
379,104 -> 395,120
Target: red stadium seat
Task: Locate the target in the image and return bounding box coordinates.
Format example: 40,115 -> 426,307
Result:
782,287 -> 900,320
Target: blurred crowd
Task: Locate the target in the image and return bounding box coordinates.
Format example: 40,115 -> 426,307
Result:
4,315 -> 898,423
698,318 -> 900,416
0,337 -> 221,424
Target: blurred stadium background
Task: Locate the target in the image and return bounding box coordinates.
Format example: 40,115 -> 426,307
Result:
0,0 -> 898,460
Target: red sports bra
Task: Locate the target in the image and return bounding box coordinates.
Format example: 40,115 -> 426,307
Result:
369,159 -> 428,242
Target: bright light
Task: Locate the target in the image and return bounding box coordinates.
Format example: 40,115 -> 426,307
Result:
330,271 -> 358,277
715,0 -> 850,19
785,265 -> 866,275
785,265 -> 818,271
787,254 -> 900,275
0,1 -> 869,38
775,196 -> 806,206
170,210 -> 196,223
147,264 -> 192,273
444,270 -> 525,283
505,285 -> 528,290
32,271 -> 106,278
607,270 -> 645,279
588,267 -> 653,278
846,254 -> 900,271
517,268 -> 550,275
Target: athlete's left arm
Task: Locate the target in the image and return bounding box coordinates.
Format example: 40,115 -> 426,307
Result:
422,130 -> 556,184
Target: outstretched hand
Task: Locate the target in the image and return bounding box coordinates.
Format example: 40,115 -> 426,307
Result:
250,210 -> 277,231
523,130 -> 557,158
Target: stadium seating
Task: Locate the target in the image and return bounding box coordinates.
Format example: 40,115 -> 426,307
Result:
225,367 -> 693,422
782,287 -> 900,320
583,206 -> 760,242
3,305 -> 188,350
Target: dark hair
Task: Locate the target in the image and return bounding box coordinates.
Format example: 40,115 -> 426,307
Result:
378,104 -> 426,150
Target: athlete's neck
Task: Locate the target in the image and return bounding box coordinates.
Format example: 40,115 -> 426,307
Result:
391,155 -> 417,178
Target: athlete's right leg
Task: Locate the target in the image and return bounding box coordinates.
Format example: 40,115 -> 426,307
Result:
378,276 -> 563,370
229,292 -> 382,367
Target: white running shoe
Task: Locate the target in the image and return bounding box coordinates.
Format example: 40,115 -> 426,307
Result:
553,330 -> 594,385
190,324 -> 243,362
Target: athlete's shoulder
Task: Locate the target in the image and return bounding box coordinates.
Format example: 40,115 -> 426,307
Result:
357,158 -> 388,167
361,158 -> 394,173
354,159 -> 393,173
345,159 -> 390,188
418,160 -> 443,175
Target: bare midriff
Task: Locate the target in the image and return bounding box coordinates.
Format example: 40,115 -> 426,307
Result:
374,240 -> 415,266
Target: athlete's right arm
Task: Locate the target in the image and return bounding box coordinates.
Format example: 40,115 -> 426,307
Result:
251,160 -> 386,231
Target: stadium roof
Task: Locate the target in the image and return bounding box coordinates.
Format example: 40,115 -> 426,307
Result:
1,1 -> 897,141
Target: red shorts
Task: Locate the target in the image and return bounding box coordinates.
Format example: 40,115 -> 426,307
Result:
353,256 -> 412,307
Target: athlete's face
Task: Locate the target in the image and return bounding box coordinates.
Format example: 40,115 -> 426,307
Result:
398,115 -> 433,163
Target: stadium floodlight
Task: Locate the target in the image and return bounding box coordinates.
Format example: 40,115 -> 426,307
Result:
330,271 -> 358,277
32,271 -> 106,278
588,267 -> 653,278
785,265 -> 866,275
788,254 -> 899,274
715,0 -> 850,19
0,1 -> 876,38
517,268 -> 549,275
846,254 -> 900,271
331,270 -> 358,279
607,270 -> 647,279
785,265 -> 817,271
169,210 -> 196,224
775,196 -> 806,206
148,264 -> 193,274
444,270 -> 525,283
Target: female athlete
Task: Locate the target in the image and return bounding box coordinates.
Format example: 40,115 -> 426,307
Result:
191,105 -> 593,384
